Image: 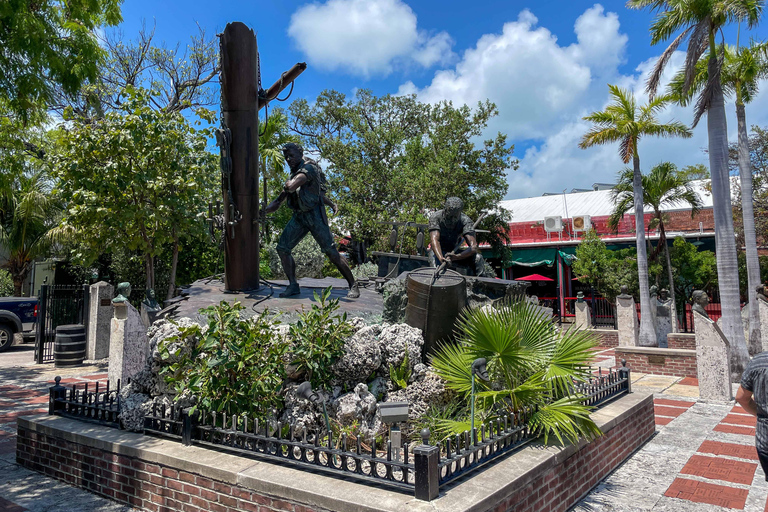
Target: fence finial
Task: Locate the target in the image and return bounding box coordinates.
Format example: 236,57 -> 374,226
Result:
420,428 -> 430,446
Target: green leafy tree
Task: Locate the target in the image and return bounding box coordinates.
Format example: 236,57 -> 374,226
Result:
670,40 -> 768,354
431,299 -> 602,445
579,85 -> 692,346
572,230 -> 641,301
52,87 -> 217,293
628,0 -> 762,377
0,0 -> 122,122
0,167 -> 61,296
669,237 -> 718,319
608,162 -> 703,331
289,90 -> 516,253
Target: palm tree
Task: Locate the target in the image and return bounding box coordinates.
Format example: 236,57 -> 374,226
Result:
628,0 -> 763,377
579,85 -> 692,346
609,162 -> 704,333
0,169 -> 60,296
669,40 -> 768,355
431,299 -> 602,445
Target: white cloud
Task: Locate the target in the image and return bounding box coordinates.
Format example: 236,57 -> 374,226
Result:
288,0 -> 455,77
401,5 -> 627,141
397,3 -> 768,199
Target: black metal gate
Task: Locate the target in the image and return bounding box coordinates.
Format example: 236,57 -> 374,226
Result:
35,284 -> 90,364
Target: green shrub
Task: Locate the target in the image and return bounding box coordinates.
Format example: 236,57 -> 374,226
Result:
352,261 -> 378,280
266,237 -> 325,279
159,301 -> 288,421
289,286 -> 354,389
0,270 -> 13,297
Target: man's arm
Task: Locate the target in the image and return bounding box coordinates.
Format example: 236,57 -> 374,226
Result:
429,230 -> 445,263
265,173 -> 309,214
447,233 -> 478,262
322,195 -> 338,214
736,386 -> 759,416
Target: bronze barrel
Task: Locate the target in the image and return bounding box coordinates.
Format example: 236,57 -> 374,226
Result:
405,268 -> 466,360
54,324 -> 86,368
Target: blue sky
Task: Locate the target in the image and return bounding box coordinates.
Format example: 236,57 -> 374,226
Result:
115,0 -> 768,199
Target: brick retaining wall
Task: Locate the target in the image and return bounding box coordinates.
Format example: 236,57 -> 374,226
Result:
17,392 -> 654,512
485,393 -> 655,512
591,329 -> 618,349
667,333 -> 696,350
615,347 -> 697,378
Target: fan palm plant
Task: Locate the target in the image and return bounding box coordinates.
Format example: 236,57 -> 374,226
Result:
431,300 -> 603,445
0,169 -> 61,296
669,40 -> 768,355
627,0 -> 763,378
609,162 -> 703,333
579,85 -> 692,346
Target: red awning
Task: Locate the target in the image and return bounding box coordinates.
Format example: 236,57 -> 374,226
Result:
515,273 -> 554,282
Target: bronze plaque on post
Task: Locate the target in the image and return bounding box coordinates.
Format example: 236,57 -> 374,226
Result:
648,355 -> 666,365
100,298 -> 111,307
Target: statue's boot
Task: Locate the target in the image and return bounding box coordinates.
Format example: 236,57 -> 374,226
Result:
347,281 -> 360,299
279,283 -> 301,298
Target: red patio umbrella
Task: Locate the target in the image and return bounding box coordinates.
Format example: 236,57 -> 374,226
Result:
515,273 -> 554,282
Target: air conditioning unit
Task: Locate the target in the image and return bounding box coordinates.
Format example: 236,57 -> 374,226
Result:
544,216 -> 563,232
572,215 -> 592,232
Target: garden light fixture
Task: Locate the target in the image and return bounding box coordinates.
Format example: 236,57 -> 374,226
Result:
297,381 -> 331,435
470,358 -> 489,443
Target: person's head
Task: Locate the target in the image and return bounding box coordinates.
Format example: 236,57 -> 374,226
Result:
659,288 -> 668,301
692,290 -> 709,307
444,197 -> 463,223
146,289 -> 155,300
282,142 -> 304,169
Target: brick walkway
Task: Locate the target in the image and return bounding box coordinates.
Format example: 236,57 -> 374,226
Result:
576,348 -> 768,512
0,345 -> 134,512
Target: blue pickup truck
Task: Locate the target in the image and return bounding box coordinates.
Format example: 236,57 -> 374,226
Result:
0,297 -> 38,352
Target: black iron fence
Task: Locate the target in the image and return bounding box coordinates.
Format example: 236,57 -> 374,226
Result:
35,284 -> 90,364
49,364 -> 631,501
48,376 -> 121,427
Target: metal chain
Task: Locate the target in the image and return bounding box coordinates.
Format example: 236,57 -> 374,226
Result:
215,33 -> 240,239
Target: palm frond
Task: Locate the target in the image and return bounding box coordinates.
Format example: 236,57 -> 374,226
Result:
528,396 -> 603,445
648,26 -> 694,98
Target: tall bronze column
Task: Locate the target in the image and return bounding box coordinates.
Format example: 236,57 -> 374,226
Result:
220,22 -> 260,291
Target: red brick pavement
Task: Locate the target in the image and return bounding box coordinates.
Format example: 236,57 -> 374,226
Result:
680,454 -> 757,485
653,398 -> 694,426
721,414 -> 758,427
665,477 -> 749,509
677,377 -> 699,386
698,440 -> 759,461
715,424 -> 757,436
654,405 -> 688,418
655,398 -> 696,407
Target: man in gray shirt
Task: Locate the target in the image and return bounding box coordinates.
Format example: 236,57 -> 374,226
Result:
736,351 -> 768,479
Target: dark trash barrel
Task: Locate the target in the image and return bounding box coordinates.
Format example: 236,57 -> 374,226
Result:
54,324 -> 86,368
405,268 -> 466,360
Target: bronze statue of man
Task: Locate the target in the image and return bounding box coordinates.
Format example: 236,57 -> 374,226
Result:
428,197 -> 485,276
265,143 -> 359,298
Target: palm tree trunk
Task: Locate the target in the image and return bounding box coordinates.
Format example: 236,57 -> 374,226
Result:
660,223 -> 678,333
12,278 -> 22,297
633,152 -> 657,346
167,234 -> 180,301
736,103 -> 761,355
707,53 -> 749,379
